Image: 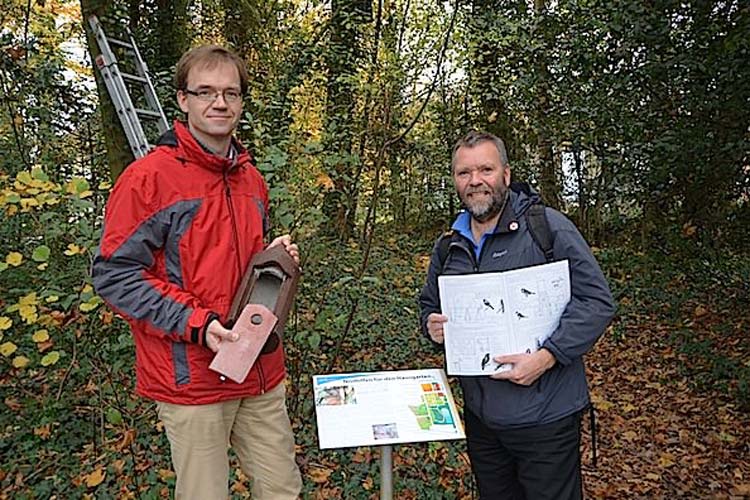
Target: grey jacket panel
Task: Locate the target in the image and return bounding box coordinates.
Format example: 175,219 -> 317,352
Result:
419,188 -> 616,429
92,199 -> 202,338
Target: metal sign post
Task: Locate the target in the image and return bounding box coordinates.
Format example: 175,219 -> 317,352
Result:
380,444 -> 393,500
312,370 -> 465,499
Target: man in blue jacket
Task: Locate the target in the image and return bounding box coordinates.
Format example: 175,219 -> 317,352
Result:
419,131 -> 616,499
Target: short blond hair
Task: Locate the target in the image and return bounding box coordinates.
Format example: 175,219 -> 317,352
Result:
174,45 -> 248,93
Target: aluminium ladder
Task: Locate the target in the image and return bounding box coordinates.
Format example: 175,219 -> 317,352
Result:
88,15 -> 169,158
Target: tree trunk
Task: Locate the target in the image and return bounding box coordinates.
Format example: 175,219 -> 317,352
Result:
532,0 -> 561,209
79,0 -> 134,181
469,0 -> 516,160
153,0 -> 189,73
322,0 -> 366,240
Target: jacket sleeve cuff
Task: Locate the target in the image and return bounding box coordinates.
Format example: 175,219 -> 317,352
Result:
185,309 -> 219,346
541,338 -> 571,366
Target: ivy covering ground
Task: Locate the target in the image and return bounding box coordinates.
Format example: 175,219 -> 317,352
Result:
1,232 -> 748,499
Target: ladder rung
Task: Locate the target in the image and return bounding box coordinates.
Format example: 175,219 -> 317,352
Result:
89,15 -> 169,158
121,72 -> 148,84
136,108 -> 162,118
107,37 -> 134,50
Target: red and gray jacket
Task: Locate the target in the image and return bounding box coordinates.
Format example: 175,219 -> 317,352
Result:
92,121 -> 286,405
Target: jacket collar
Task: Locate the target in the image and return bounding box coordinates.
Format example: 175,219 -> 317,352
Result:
494,190 -> 521,234
157,121 -> 252,173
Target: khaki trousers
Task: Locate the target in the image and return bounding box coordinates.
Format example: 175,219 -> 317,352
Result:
156,383 -> 302,500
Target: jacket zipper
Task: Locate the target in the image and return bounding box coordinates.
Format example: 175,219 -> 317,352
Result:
222,170 -> 243,279
448,238 -> 479,272
223,169 -> 267,394
257,363 -> 266,394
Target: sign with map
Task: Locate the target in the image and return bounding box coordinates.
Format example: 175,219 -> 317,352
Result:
312,369 -> 464,449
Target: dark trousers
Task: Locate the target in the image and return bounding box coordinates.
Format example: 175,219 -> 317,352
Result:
465,409 -> 583,500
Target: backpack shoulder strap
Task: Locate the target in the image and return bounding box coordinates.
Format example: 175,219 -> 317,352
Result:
525,203 -> 555,262
436,230 -> 455,273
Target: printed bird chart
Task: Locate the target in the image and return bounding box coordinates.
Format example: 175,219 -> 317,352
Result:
438,260 -> 571,376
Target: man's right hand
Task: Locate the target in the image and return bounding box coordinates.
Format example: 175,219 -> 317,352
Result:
426,313 -> 449,344
206,319 -> 238,352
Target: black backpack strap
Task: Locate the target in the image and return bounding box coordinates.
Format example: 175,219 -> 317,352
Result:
589,403 -> 598,468
525,203 -> 555,262
436,230 -> 455,273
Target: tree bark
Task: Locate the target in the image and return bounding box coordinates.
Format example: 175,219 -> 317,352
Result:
79,0 -> 134,181
322,0 -> 366,240
532,0 -> 561,209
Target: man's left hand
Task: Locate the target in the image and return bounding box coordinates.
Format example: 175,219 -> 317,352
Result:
268,234 -> 300,264
490,349 -> 556,385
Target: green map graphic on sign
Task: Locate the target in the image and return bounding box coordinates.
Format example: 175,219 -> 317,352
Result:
409,383 -> 456,430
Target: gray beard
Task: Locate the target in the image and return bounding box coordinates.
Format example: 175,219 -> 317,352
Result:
465,186 -> 509,223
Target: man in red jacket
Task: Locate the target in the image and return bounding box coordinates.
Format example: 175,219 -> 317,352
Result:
92,45 -> 302,499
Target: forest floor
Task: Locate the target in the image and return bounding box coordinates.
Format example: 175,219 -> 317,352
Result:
291,241 -> 750,499
581,319 -> 749,498
1,239 -> 748,499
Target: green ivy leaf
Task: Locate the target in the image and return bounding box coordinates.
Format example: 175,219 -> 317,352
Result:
106,408 -> 123,425
32,245 -> 50,262
31,167 -> 49,182
40,351 -> 60,366
16,171 -> 33,185
308,332 -> 321,350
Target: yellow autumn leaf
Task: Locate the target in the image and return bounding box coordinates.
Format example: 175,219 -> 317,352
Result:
32,329 -> 49,342
20,198 -> 40,211
36,263 -> 48,271
16,171 -> 32,185
6,252 -> 23,266
1,341 -> 18,357
308,466 -> 333,484
12,356 -> 30,368
80,297 -> 102,312
98,181 -> 112,190
158,468 -> 176,481
85,467 -> 106,487
64,244 -> 81,256
316,173 -> 335,190
33,424 -> 51,439
19,304 -> 38,324
45,295 -> 59,303
621,403 -> 637,413
658,452 -> 676,467
19,292 -> 38,305
6,205 -> 18,215
40,351 -> 60,366
79,190 -> 93,199
0,316 -> 12,330
81,284 -> 93,294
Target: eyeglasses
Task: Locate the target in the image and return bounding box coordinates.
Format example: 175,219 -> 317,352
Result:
184,88 -> 243,103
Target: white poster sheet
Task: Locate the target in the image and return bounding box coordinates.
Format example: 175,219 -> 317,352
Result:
312,369 -> 465,449
438,260 -> 571,376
